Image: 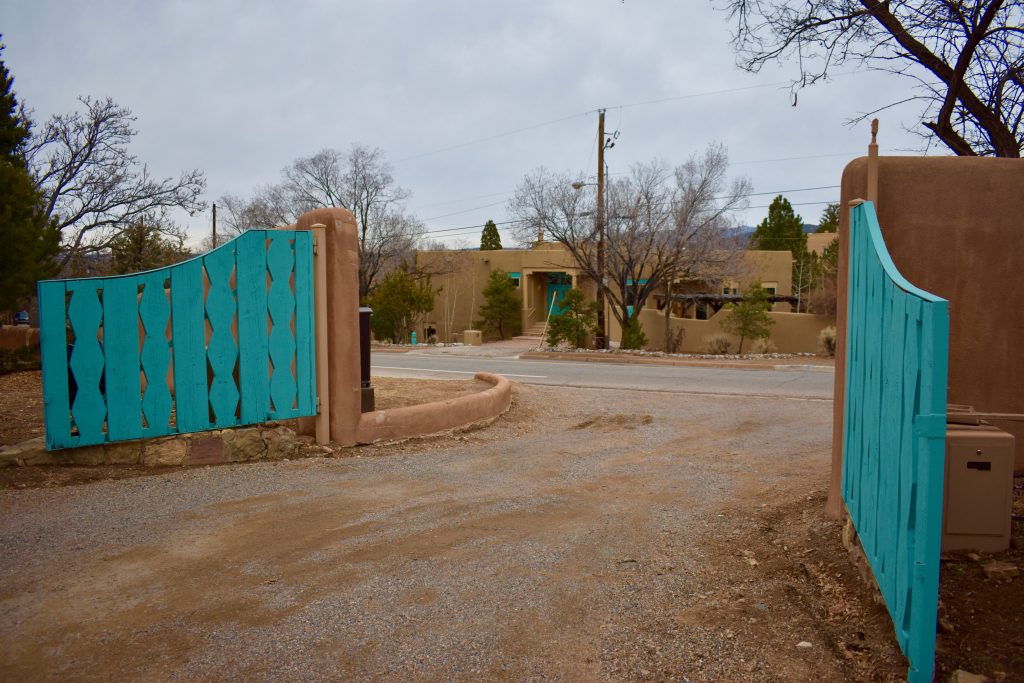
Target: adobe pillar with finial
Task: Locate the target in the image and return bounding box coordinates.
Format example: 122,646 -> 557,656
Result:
868,118 -> 879,205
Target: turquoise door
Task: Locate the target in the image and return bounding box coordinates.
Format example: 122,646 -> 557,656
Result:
545,273 -> 572,315
547,283 -> 571,315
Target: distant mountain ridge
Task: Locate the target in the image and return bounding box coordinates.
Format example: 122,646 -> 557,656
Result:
729,223 -> 820,247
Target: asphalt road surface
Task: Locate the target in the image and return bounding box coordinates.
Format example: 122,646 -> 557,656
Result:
372,351 -> 834,402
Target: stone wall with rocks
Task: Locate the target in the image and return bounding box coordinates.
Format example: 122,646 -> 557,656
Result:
0,423 -> 323,469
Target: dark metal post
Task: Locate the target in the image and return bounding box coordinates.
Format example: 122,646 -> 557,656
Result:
359,306 -> 375,412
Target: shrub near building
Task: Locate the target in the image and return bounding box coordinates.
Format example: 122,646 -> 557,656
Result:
366,268 -> 435,343
475,269 -> 520,340
545,289 -> 597,348
719,282 -> 775,353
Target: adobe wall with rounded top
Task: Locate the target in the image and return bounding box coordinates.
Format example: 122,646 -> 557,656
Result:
632,308 -> 833,354
355,372 -> 512,444
829,156 -> 1024,515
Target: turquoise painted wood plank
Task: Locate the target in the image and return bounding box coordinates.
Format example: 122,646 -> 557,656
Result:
38,281 -> 72,450
204,242 -> 239,427
862,249 -> 881,559
842,221 -> 864,517
139,272 -> 173,436
266,233 -> 297,417
103,276 -> 143,441
906,303 -> 948,683
66,282 -> 107,445
890,295 -> 910,621
236,230 -> 270,423
293,230 -> 316,416
171,258 -> 209,432
878,279 -> 900,597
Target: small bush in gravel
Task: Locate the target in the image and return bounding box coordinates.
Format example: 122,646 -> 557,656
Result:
703,333 -> 733,355
750,337 -> 777,354
719,282 -> 774,353
818,325 -> 837,357
545,289 -> 598,348
620,318 -> 648,350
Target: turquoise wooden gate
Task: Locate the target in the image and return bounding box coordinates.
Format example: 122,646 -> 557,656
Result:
842,201 -> 948,683
38,229 -> 316,450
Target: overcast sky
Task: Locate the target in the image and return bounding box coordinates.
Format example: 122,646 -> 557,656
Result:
1,1 -> 933,248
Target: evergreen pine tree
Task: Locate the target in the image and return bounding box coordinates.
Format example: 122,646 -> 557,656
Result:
749,195 -> 807,260
815,202 -> 839,233
545,289 -> 597,348
108,219 -> 192,274
480,219 -> 502,250
366,268 -> 435,343
0,39 -> 59,312
720,282 -> 774,354
475,269 -> 520,340
750,195 -> 810,310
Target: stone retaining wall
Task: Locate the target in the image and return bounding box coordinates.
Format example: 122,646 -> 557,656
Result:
0,326 -> 39,351
0,424 -> 316,469
2,372 -> 514,467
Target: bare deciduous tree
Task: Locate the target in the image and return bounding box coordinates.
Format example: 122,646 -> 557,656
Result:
718,0 -> 1024,157
218,185 -> 293,235
26,96 -> 206,266
222,144 -> 421,299
508,144 -> 751,333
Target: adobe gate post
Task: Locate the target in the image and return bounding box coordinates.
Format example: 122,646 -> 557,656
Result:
295,208 -> 362,445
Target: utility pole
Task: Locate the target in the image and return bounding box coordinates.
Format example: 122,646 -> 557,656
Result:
595,109 -> 607,350
211,202 -> 218,249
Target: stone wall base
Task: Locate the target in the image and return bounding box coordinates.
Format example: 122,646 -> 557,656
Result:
0,424 -> 316,469
841,508 -> 886,608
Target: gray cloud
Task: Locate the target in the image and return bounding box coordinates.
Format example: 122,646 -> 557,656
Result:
2,0 -> 928,246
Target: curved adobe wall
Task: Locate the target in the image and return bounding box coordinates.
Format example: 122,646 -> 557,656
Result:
355,372 -> 512,444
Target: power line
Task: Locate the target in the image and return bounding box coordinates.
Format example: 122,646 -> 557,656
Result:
395,111 -> 591,163
732,151 -> 860,165
421,200 -> 507,222
409,189 -> 515,211
414,198 -> 839,242
394,77 -> 855,165
417,184 -> 839,237
613,80 -> 791,111
411,171 -> 843,222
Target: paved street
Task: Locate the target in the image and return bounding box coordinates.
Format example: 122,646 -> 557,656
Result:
372,350 -> 834,402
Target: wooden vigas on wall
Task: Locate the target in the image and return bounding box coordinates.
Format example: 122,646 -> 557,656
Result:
842,201 -> 949,683
38,230 -> 316,450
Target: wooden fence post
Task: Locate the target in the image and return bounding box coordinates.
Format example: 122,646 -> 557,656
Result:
311,224 -> 330,445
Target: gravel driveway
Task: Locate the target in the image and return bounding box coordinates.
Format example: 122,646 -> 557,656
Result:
0,384 -> 904,681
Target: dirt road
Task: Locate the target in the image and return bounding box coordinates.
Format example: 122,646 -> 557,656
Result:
0,384 -> 904,681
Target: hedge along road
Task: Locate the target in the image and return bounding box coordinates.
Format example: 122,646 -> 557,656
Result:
371,352 -> 835,402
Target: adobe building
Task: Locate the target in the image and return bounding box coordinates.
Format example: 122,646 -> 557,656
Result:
414,241 -> 799,346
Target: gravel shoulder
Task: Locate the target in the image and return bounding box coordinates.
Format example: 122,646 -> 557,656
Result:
0,382 -> 909,681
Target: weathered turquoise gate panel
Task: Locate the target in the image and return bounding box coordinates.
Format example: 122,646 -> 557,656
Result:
38,230 -> 316,450
842,201 -> 948,683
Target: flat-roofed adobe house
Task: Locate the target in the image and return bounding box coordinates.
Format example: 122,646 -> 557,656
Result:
807,231 -> 839,256
415,240 -> 796,345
